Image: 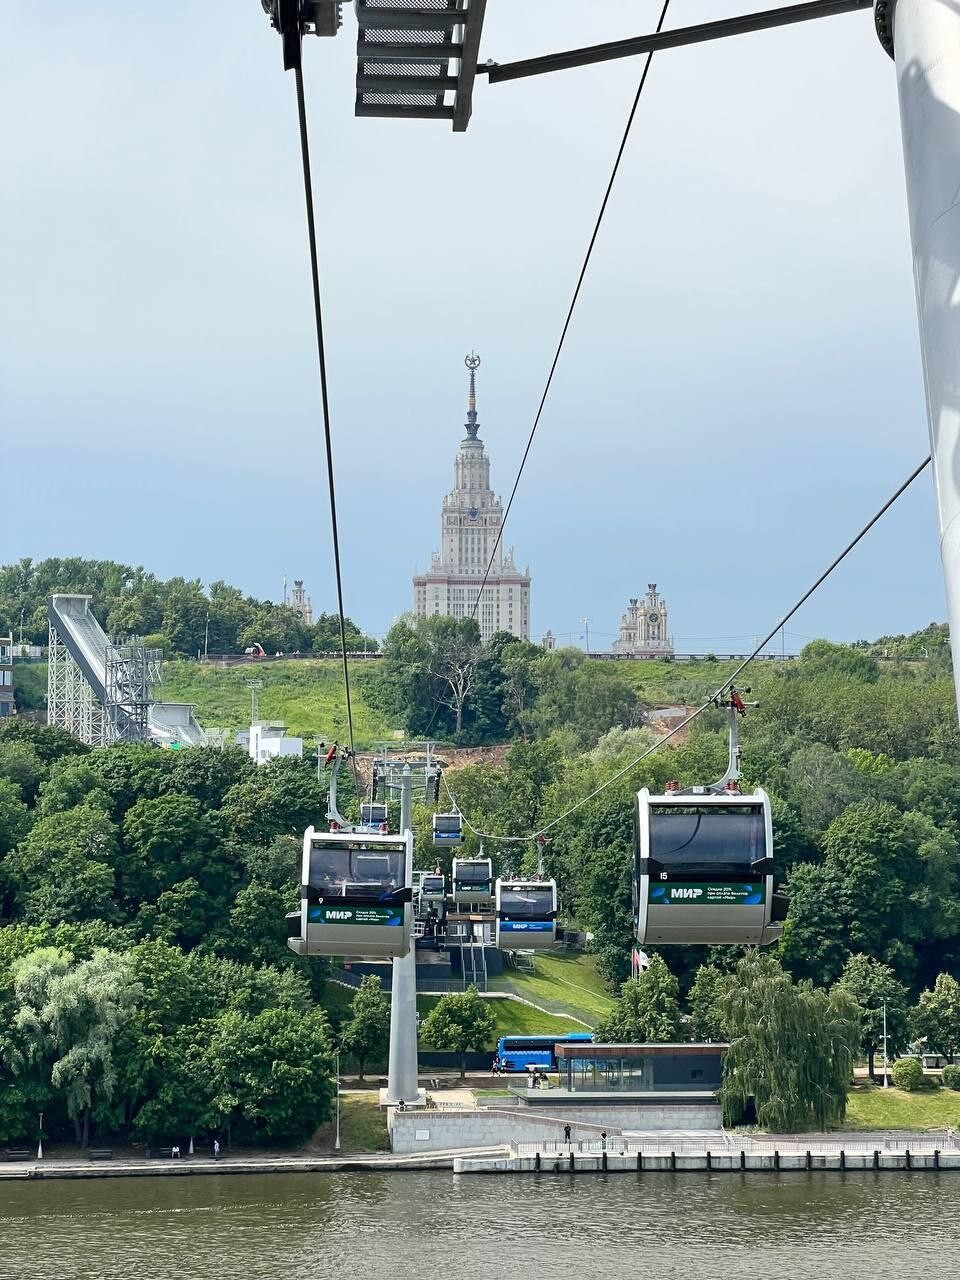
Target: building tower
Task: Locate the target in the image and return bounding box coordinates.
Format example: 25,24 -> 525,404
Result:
612,584 -> 673,658
413,354 -> 531,643
289,579 -> 313,625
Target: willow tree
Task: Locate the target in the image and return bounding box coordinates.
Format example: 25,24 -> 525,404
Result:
11,946 -> 141,1147
720,952 -> 859,1132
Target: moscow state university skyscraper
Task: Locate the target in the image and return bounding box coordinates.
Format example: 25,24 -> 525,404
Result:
413,355 -> 531,643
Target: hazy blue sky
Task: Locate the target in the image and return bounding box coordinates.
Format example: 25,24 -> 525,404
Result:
0,2 -> 942,651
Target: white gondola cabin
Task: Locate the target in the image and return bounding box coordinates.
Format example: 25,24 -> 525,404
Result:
432,812 -> 464,847
359,802 -> 388,832
287,826 -> 412,958
451,856 -> 493,906
418,870 -> 446,907
495,878 -> 558,950
634,786 -> 785,946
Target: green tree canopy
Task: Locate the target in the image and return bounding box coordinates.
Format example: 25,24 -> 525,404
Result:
594,955 -> 683,1043
340,975 -> 390,1080
834,954 -> 910,1077
912,973 -> 960,1058
421,985 -> 496,1078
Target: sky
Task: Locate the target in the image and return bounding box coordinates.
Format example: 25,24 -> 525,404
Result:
0,2 -> 945,652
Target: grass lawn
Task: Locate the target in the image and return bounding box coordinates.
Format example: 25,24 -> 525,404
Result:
310,1093 -> 390,1153
491,952 -> 615,1026
161,658 -> 394,744
417,995 -> 580,1048
844,1082 -> 960,1130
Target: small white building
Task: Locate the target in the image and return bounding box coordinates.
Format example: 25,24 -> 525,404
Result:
248,721 -> 303,764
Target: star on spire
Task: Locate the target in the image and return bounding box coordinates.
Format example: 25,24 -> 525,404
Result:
464,352 -> 481,439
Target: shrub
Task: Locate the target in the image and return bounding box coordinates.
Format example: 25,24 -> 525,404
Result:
891,1056 -> 924,1091
941,1063 -> 960,1090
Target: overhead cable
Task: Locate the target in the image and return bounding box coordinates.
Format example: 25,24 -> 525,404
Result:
447,455 -> 932,842
292,64 -> 360,791
470,0 -> 672,626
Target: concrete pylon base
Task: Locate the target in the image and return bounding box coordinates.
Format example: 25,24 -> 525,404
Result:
380,1087 -> 427,1109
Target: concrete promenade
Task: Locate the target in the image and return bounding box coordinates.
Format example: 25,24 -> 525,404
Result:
0,1146 -> 510,1181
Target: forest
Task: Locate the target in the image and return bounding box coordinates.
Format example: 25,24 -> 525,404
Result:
0,556 -> 376,656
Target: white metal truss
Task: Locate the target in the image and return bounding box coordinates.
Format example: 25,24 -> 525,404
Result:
48,624 -> 107,746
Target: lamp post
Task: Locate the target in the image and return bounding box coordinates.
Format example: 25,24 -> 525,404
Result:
882,999 -> 889,1089
335,1050 -> 341,1152
37,1112 -> 43,1161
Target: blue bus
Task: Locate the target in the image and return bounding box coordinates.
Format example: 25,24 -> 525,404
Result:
495,1033 -> 593,1072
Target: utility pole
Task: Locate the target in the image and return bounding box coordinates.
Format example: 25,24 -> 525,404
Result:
386,765 -> 422,1106
582,617 -> 590,655
882,999 -> 889,1089
204,612 -> 210,661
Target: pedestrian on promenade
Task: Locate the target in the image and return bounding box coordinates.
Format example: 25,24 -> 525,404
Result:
564,1124 -> 572,1145
213,1139 -> 221,1160
600,1130 -> 607,1152
172,1144 -> 180,1159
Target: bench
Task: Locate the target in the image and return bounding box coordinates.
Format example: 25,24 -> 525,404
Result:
88,1149 -> 113,1161
3,1150 -> 32,1162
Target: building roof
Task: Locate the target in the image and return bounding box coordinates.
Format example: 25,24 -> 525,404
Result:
554,1042 -> 729,1059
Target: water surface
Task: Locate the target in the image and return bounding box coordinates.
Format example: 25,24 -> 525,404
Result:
0,1170 -> 956,1279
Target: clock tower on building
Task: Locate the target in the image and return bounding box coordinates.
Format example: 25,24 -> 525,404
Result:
413,355 -> 531,643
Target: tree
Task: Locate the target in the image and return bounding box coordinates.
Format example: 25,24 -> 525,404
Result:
0,777 -> 30,860
912,973 -> 960,1058
5,805 -> 120,925
121,793 -> 216,902
206,1006 -> 335,1145
340,975 -> 390,1081
420,985 -> 496,1078
594,955 -> 683,1043
220,758 -> 326,845
688,964 -> 730,1042
834,954 -> 910,1078
11,947 -> 141,1146
720,953 -> 860,1132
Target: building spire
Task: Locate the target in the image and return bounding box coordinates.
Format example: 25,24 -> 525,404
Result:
465,351 -> 481,439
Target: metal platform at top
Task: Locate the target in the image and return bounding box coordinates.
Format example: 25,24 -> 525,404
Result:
354,0 -> 486,131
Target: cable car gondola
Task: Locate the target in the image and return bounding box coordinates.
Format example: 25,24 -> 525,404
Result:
417,869 -> 446,910
432,812 -> 464,847
360,802 -> 388,833
287,826 -> 413,959
634,690 -> 787,947
451,856 -> 493,905
495,878 -> 558,950
634,785 -> 784,946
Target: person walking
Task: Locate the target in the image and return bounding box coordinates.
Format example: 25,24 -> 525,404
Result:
563,1123 -> 572,1145
600,1130 -> 607,1152
213,1139 -> 221,1160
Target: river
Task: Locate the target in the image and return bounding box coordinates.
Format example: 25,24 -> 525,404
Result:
0,1170 -> 957,1279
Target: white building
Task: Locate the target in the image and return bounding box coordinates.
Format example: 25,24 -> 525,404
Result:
413,354 -> 531,643
248,721 -> 304,764
612,584 -> 674,658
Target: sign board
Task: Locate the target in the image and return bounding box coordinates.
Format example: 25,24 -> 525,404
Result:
415,1130 -> 430,1142
648,882 -> 765,906
499,920 -> 554,932
307,904 -> 403,926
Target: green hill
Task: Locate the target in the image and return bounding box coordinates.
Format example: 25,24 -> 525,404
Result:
161,658 -> 394,746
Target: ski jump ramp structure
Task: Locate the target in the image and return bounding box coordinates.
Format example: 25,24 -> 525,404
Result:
47,594 -> 205,749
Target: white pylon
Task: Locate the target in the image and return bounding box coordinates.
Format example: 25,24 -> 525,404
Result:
880,0 -> 960,713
